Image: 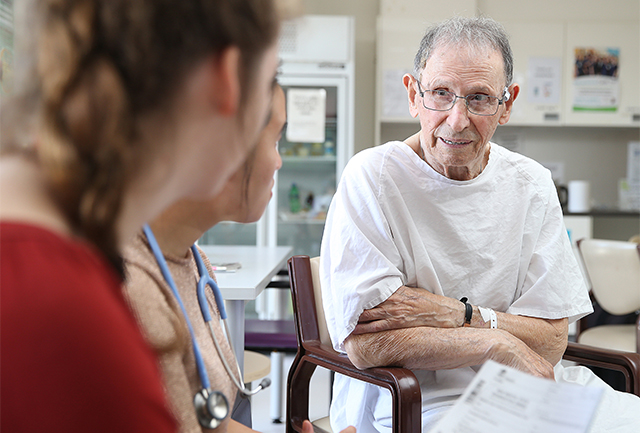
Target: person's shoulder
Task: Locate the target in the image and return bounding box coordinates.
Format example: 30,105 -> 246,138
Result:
122,233 -> 167,304
349,141 -> 397,161
122,234 -> 184,352
345,141 -> 409,175
122,231 -> 157,271
491,143 -> 553,184
1,223 -> 146,351
2,222 -> 121,301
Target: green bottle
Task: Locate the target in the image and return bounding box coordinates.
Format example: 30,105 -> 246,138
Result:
289,183 -> 301,213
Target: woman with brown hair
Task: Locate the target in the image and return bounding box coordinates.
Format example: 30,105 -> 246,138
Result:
0,1 -> 299,432
124,84 -> 356,433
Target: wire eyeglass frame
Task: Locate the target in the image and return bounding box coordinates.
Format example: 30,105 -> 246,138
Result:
415,78 -> 510,116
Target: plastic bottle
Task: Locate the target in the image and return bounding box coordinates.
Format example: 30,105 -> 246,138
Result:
288,183 -> 301,213
324,140 -> 335,156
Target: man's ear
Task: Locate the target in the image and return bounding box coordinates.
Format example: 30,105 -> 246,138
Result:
210,46 -> 241,116
498,83 -> 520,125
403,74 -> 420,118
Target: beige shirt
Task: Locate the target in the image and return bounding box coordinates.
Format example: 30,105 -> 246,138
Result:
123,233 -> 237,433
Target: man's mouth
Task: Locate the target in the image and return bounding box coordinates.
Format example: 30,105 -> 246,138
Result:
440,137 -> 471,146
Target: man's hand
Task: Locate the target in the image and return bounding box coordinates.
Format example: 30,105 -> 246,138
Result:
302,420 -> 356,433
487,330 -> 555,379
345,325 -> 555,380
351,285 -> 568,366
353,286 -> 464,334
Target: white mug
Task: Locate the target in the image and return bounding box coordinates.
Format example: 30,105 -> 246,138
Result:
568,180 -> 591,213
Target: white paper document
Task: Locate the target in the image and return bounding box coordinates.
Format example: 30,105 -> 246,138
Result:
431,360 -> 603,433
286,88 -> 326,143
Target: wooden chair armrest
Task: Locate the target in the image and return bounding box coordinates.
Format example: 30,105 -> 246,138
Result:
563,341 -> 640,396
287,342 -> 422,433
306,342 -> 422,403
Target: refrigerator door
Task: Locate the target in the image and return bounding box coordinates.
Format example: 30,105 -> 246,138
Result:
275,75 -> 351,257
200,16 -> 354,252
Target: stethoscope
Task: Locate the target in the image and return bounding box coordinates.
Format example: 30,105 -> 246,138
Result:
143,224 -> 270,429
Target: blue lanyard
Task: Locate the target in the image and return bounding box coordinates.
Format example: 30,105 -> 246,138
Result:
142,224 -> 211,390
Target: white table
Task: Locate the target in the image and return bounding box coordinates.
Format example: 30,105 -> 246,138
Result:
198,245 -> 293,371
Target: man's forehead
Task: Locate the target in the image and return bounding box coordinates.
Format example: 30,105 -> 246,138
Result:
422,43 -> 506,82
429,42 -> 500,62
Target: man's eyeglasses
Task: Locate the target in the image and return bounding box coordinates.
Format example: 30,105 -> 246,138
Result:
415,80 -> 510,116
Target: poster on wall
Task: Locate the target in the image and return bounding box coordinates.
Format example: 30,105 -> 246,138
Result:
527,57 -> 562,105
572,47 -> 620,112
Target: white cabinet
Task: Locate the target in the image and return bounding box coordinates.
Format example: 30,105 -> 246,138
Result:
564,215 -> 593,248
279,15 -> 353,64
563,215 -> 593,337
506,20 -> 640,127
502,22 -> 565,126
375,15 -> 424,125
276,74 -> 353,257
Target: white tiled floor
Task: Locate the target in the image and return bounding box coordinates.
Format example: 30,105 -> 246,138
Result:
250,353 -> 332,433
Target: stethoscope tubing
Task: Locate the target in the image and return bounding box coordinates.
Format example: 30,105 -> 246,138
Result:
143,224 -> 212,390
190,245 -> 261,396
143,225 -> 268,399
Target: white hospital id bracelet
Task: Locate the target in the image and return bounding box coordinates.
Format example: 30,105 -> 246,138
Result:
478,306 -> 498,329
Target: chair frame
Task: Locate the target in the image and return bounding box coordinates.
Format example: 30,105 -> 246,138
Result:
286,255 -> 640,433
564,341 -> 640,395
286,255 -> 421,433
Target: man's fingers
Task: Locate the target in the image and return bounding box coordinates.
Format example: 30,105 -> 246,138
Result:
353,319 -> 392,334
357,309 -> 378,322
302,420 -> 314,433
303,419 -> 356,433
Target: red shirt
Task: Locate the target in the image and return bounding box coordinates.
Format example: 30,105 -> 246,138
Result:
1,223 -> 177,432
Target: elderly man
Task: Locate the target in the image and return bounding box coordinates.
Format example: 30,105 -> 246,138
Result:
320,16 -> 606,432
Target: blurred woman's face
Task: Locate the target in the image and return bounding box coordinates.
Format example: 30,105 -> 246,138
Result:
170,39 -> 281,202
235,42 -> 282,175
217,84 -> 285,223
242,85 -> 285,222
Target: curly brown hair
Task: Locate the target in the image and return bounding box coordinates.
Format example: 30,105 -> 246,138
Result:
3,0 -> 299,276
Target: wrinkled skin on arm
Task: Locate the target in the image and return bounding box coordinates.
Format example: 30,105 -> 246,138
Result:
345,285 -> 565,379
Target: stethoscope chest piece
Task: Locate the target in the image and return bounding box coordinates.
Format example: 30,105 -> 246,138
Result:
194,388 -> 229,429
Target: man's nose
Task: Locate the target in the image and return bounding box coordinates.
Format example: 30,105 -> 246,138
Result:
446,98 -> 470,132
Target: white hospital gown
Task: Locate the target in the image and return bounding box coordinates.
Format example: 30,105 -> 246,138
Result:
320,141 -> 601,432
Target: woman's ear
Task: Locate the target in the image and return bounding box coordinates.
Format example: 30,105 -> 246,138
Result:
498,83 -> 520,125
403,74 -> 420,118
210,46 -> 241,116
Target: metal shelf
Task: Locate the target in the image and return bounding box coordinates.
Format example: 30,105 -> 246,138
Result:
281,155 -> 337,164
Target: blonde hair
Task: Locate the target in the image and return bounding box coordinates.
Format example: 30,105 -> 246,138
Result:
3,0 -> 300,275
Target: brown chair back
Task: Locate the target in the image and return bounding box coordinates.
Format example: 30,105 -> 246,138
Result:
286,255 -> 422,433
